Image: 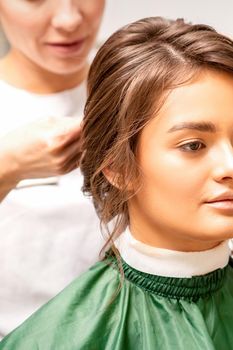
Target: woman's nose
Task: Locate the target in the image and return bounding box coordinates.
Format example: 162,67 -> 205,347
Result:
51,2 -> 83,33
212,145 -> 233,182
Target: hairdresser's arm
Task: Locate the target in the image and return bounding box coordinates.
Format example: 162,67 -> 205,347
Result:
0,151 -> 19,202
0,116 -> 82,202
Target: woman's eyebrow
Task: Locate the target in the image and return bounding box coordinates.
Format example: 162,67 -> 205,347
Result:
167,121 -> 217,133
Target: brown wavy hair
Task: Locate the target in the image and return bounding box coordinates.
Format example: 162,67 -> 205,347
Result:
81,16 -> 233,251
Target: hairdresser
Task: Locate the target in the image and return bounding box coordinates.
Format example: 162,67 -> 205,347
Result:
0,0 -> 105,338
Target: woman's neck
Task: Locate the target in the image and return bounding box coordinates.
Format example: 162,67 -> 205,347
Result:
0,49 -> 89,94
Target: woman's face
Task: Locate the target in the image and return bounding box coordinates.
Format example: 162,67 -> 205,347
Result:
129,70 -> 233,251
0,0 -> 105,75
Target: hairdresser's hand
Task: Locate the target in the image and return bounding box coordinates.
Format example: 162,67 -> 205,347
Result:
1,116 -> 82,182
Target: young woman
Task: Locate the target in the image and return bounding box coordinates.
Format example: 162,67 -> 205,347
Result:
0,0 -> 105,338
1,16 -> 233,349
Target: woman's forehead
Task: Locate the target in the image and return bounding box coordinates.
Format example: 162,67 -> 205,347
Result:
142,70 -> 233,134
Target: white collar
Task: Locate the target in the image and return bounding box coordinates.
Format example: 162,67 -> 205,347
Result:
114,228 -> 230,278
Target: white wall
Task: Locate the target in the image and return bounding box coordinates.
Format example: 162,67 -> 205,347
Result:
98,0 -> 233,44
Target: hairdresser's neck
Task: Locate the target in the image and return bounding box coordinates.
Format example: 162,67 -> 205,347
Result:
0,49 -> 88,94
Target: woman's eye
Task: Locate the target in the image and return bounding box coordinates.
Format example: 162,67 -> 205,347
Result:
179,141 -> 205,152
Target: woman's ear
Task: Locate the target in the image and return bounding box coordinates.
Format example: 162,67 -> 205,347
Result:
103,167 -> 122,189
103,167 -> 134,191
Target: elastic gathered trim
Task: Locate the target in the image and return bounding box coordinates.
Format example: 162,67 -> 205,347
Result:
106,252 -> 229,300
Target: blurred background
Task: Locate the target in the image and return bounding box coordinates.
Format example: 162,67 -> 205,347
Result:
0,0 -> 232,56
99,0 -> 233,42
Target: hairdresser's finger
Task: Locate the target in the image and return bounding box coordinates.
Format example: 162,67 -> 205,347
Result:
62,152 -> 82,173
63,138 -> 83,162
61,120 -> 82,146
53,139 -> 82,172
47,118 -> 82,150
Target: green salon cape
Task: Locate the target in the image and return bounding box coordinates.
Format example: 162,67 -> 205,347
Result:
1,256 -> 233,350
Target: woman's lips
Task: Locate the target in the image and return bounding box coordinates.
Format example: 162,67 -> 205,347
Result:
205,199 -> 233,213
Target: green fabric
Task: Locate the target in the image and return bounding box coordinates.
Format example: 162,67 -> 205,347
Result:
1,256 -> 233,350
